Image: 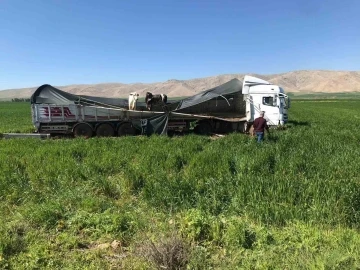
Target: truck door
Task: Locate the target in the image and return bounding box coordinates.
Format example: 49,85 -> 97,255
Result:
261,95 -> 279,126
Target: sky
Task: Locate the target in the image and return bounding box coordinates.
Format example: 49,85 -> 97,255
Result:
0,0 -> 359,90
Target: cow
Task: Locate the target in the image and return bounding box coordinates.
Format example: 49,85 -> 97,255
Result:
128,92 -> 139,110
145,92 -> 168,110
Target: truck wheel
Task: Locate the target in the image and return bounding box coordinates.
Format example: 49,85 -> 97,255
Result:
73,123 -> 93,138
96,123 -> 114,137
118,123 -> 136,136
194,121 -> 212,135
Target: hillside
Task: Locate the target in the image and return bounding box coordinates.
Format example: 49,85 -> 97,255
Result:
1,70 -> 360,100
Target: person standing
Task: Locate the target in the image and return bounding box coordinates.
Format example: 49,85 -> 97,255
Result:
253,111 -> 269,143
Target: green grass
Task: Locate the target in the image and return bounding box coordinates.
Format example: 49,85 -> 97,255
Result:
288,91 -> 360,99
0,102 -> 34,133
1,100 -> 360,269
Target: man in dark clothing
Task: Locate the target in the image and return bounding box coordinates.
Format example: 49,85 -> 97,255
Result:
253,111 -> 269,143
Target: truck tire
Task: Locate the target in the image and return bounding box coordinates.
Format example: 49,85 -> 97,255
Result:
73,123 -> 93,138
96,123 -> 115,137
117,122 -> 136,136
194,121 -> 212,135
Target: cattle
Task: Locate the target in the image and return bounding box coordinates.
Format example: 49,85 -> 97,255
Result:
145,92 -> 168,110
128,92 -> 139,110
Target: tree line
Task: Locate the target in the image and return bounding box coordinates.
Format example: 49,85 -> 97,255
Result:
11,98 -> 31,102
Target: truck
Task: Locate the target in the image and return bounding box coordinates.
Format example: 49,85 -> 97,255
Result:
242,75 -> 290,132
30,75 -> 290,137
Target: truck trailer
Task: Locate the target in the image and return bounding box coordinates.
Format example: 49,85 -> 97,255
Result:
30,75 -> 290,137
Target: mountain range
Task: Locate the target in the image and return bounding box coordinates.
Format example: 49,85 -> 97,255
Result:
1,70 -> 360,100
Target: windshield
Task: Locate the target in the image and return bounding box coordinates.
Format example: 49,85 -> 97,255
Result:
280,97 -> 285,108
280,95 -> 290,109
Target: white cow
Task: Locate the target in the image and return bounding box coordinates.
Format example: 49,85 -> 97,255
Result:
128,92 -> 139,110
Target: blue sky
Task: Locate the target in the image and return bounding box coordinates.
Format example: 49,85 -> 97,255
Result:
0,0 -> 359,90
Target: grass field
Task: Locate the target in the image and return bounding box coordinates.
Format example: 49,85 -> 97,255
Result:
1,100 -> 360,269
287,91 -> 360,99
0,102 -> 34,133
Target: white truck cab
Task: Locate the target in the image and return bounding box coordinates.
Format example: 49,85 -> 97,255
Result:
242,75 -> 290,126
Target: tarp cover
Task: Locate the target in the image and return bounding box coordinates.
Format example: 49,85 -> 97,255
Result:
30,84 -> 141,108
31,79 -> 243,135
175,79 -> 242,111
132,113 -> 169,136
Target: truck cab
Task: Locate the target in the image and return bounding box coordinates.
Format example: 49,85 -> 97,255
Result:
242,75 -> 290,126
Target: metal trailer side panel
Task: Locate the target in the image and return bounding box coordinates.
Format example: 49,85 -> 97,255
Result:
33,104 -> 169,125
